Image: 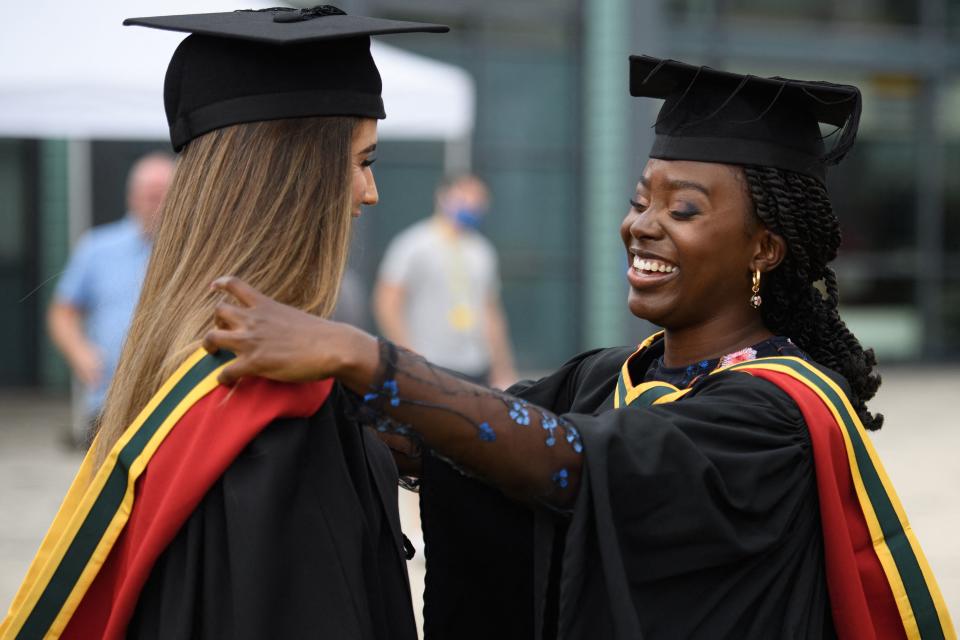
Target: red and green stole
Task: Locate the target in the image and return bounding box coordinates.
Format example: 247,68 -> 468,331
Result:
0,349 -> 333,640
614,334 -> 955,640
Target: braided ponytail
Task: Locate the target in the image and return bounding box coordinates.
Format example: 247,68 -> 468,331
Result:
742,165 -> 884,430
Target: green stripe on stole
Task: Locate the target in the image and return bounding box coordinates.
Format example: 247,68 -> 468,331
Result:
614,354 -> 948,639
16,350 -> 234,640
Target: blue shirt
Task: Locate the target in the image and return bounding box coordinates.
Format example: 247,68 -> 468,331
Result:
55,217 -> 152,415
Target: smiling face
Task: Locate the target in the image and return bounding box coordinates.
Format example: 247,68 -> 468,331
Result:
620,158 -> 785,332
350,118 -> 379,217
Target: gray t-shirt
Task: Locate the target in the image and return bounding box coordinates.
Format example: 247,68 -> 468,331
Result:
378,219 -> 499,376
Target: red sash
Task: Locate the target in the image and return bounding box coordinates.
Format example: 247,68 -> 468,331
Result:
1,349 -> 332,640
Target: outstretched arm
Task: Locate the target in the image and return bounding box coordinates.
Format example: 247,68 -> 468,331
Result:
205,277 -> 582,506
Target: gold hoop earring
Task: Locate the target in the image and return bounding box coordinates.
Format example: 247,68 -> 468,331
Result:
750,270 -> 762,309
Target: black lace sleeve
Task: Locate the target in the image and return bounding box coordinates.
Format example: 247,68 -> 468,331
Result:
354,340 -> 583,506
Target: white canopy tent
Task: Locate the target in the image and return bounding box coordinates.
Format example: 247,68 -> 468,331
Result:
0,0 -> 474,143
0,1 -> 474,238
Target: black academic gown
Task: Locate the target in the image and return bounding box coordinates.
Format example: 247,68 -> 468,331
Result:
420,344 -> 836,640
128,385 -> 417,640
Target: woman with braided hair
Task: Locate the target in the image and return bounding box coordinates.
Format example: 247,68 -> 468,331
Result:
202,57 -> 953,639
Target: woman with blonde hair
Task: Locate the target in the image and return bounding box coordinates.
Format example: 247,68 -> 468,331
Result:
1,8 -> 446,640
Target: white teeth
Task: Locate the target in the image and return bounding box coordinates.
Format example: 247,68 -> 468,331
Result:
632,255 -> 676,274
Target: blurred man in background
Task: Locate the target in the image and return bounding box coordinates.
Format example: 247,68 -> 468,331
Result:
374,174 -> 517,388
48,152 -> 175,447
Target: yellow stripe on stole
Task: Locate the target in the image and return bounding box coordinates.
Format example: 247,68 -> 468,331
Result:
1,349 -> 229,640
616,332 -> 664,409
720,358 -> 954,640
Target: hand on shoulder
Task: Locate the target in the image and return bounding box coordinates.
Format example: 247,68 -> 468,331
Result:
204,276 -> 379,387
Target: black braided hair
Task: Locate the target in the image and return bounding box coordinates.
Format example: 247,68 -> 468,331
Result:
742,165 -> 884,430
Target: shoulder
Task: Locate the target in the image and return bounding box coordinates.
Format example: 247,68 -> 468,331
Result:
465,229 -> 496,253
676,355 -> 853,436
391,219 -> 434,247
510,346 -> 632,411
78,218 -> 139,252
89,217 -> 137,241
711,355 -> 852,402
58,222 -> 134,294
660,366 -> 809,436
381,221 -> 435,266
568,346 -> 634,387
520,346 -> 631,388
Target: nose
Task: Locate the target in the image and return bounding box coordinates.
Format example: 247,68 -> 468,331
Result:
627,206 -> 664,241
363,169 -> 379,207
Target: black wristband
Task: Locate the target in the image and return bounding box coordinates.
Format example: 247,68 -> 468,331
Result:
377,337 -> 398,387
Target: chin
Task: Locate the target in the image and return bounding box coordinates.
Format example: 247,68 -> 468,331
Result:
627,290 -> 670,326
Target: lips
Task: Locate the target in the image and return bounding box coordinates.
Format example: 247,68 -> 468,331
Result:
626,252 -> 679,289
632,255 -> 677,274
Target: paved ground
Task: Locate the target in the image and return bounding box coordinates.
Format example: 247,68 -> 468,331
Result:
1,367 -> 958,628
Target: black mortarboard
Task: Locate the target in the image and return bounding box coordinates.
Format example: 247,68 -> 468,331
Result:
124,6 -> 449,151
629,55 -> 862,183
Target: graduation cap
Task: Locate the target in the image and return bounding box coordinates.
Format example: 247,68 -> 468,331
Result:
629,55 -> 862,183
124,6 -> 449,151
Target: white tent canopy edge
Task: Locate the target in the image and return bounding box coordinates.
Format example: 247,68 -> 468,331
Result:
0,0 -> 474,142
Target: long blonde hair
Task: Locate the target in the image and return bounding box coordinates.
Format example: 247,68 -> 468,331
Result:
94,116 -> 358,466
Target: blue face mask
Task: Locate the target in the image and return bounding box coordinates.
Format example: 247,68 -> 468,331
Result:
453,207 -> 484,230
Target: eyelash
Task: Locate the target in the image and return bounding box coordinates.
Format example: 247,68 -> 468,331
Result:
630,199 -> 700,219
361,157 -> 377,168
670,207 -> 699,219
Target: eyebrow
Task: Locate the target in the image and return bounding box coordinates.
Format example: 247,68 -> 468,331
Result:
639,175 -> 710,196
358,143 -> 377,154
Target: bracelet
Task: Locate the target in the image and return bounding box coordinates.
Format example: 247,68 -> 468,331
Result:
378,337 -> 398,389
363,338 -> 400,406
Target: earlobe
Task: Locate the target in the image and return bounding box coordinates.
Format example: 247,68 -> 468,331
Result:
754,230 -> 787,273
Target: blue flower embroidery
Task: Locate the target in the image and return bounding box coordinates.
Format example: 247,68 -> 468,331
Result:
562,421 -> 584,454
478,422 -> 496,442
362,378 -> 401,406
382,379 -> 400,406
509,401 -> 531,426
541,413 -> 558,447
552,468 -> 569,489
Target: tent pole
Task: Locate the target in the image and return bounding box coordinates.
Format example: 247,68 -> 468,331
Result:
66,138 -> 93,446
66,139 -> 92,246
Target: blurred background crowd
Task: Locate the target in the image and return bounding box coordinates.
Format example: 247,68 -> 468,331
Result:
1,0 -> 958,630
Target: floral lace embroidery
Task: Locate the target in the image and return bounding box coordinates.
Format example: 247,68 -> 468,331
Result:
719,346 -> 758,368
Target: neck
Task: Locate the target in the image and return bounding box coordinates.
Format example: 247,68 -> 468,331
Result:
128,212 -> 153,238
661,314 -> 772,368
433,213 -> 461,237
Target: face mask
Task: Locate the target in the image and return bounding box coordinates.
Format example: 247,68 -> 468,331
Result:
453,207 -> 484,230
